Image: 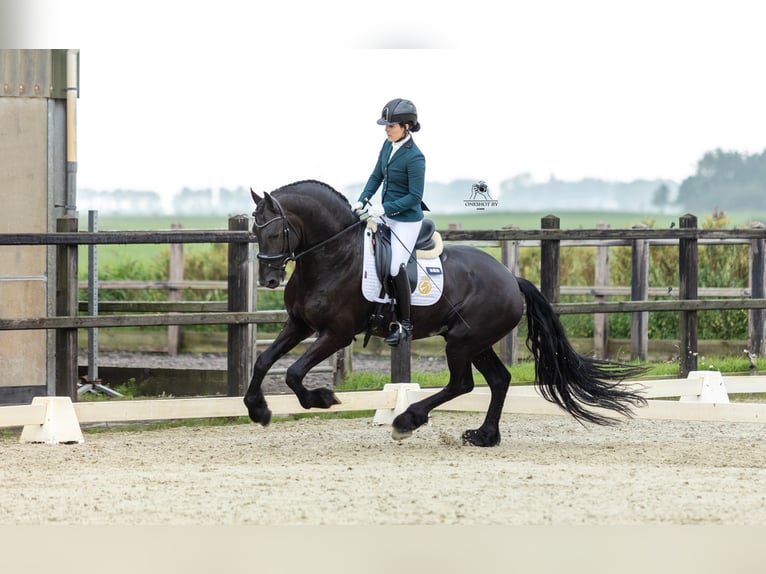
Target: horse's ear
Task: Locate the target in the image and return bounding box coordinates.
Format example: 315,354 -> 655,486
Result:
262,191 -> 277,210
250,187 -> 263,206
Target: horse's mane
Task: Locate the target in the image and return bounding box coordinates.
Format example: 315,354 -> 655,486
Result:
272,179 -> 351,210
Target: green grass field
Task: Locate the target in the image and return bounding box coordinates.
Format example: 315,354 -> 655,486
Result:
78,210 -> 766,272
82,210 -> 766,233
77,215 -> 231,272
431,210 -> 766,230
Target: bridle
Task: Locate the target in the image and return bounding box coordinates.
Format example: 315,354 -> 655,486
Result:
252,195 -> 302,271
253,195 -> 364,271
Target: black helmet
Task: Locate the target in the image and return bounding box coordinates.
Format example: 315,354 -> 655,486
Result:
377,98 -> 420,132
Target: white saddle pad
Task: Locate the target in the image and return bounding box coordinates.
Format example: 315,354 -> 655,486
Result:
361,226 -> 444,306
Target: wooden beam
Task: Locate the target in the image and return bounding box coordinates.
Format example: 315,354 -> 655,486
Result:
72,390 -> 397,423
679,214 -> 699,376
0,404 -> 47,427
227,215 -> 252,396
0,230 -> 253,245
55,216 -> 78,401
2,226 -> 764,247
0,311 -> 288,330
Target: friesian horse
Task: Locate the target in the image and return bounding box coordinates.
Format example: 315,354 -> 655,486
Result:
244,180 -> 646,446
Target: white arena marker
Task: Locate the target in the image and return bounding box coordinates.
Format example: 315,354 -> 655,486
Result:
680,371 -> 730,404
19,397 -> 84,445
373,383 -> 421,425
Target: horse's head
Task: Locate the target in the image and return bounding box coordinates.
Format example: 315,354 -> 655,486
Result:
251,189 -> 300,289
251,180 -> 359,288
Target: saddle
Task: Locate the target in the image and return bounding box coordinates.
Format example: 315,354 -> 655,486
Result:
363,219 -> 443,347
372,219 -> 443,292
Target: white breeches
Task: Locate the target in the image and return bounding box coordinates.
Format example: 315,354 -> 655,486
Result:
384,218 -> 422,276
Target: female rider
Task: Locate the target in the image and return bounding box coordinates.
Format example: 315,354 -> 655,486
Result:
353,98 -> 427,346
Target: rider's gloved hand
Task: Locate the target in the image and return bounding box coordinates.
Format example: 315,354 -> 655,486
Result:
351,201 -> 365,215
367,204 -> 385,218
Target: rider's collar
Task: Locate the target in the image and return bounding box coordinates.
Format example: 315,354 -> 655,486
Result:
391,133 -> 411,150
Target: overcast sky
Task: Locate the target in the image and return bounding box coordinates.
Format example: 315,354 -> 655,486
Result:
5,0 -> 766,205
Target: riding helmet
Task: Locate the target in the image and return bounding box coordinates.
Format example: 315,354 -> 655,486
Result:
377,98 -> 420,132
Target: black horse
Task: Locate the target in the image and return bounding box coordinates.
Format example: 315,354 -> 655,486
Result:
244,180 -> 646,446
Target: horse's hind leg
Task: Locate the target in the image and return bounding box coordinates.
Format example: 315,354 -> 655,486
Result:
461,348 -> 511,447
391,345 -> 474,440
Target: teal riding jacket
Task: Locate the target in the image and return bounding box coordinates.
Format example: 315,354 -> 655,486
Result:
358,137 -> 427,222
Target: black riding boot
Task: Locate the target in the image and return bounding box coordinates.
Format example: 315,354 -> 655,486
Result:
385,265 -> 412,346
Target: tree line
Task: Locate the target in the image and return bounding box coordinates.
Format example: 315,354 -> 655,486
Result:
669,148 -> 766,212
78,147 -> 766,215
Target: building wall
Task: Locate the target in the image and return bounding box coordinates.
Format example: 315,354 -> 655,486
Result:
0,97 -> 50,399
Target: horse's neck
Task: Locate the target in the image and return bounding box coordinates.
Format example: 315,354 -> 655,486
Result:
292,206 -> 355,247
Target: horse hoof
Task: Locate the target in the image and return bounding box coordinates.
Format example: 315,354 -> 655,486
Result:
307,387 -> 341,409
248,407 -> 272,427
391,427 -> 413,441
244,396 -> 272,426
461,429 -> 500,447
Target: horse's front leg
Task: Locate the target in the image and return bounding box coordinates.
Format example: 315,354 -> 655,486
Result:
244,317 -> 313,426
283,331 -> 347,410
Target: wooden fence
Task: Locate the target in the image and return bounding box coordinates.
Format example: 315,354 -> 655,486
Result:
1,213 -> 765,401
75,216 -> 766,367
79,214 -> 766,378
493,214 -> 766,376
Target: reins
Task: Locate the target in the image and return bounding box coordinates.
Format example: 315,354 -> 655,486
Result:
289,219 -> 365,262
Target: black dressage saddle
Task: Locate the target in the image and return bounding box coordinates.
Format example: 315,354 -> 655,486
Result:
373,219 -> 438,293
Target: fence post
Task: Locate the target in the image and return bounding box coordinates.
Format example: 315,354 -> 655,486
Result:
333,348 -> 351,386
750,221 -> 766,355
391,336 -> 411,383
593,222 -> 610,359
250,230 -> 258,374
631,223 -> 649,361
500,224 -> 520,364
168,222 -> 183,356
679,214 -> 698,376
56,216 -> 78,400
540,215 -> 560,304
87,210 -> 99,383
227,215 -> 252,396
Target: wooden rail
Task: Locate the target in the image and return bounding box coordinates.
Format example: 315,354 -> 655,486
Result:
4,227 -> 765,246
0,311 -> 287,330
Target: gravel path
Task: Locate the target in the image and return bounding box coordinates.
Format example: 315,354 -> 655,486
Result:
5,350 -> 764,533
2,412 -> 765,526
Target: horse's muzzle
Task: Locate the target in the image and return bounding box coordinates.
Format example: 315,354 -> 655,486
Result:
259,275 -> 282,289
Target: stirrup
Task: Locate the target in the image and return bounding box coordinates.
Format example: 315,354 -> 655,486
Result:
384,321 -> 412,346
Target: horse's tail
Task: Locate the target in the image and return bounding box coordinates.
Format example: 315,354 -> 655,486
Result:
516,276 -> 648,425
